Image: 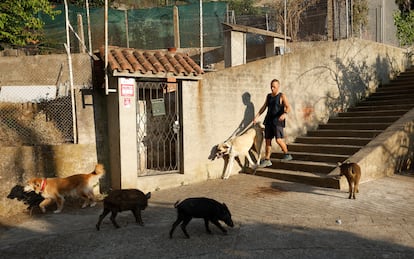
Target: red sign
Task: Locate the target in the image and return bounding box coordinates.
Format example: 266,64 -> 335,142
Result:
124,98 -> 131,108
120,78 -> 134,96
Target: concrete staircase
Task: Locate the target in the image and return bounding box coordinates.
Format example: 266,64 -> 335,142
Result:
254,67 -> 414,188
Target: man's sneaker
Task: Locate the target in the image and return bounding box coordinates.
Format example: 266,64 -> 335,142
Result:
259,159 -> 272,168
282,154 -> 293,161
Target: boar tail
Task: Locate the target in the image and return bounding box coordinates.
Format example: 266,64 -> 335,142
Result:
173,200 -> 181,208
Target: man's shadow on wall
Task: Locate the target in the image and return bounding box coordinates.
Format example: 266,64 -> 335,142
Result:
208,92 -> 257,176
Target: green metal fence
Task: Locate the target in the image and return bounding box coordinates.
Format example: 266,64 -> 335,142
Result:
42,2 -> 227,52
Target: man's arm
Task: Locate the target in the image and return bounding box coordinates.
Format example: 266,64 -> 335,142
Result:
282,93 -> 291,114
253,97 -> 268,123
278,93 -> 290,121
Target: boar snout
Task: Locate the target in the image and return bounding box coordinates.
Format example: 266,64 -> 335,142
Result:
221,203 -> 234,227
224,217 -> 234,227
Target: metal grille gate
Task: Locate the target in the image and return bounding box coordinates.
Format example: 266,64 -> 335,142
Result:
136,80 -> 181,176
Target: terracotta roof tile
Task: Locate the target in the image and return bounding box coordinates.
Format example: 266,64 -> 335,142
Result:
99,46 -> 204,77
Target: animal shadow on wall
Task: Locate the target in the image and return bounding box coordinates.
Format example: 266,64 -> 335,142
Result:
7,184 -> 44,215
208,92 -> 263,178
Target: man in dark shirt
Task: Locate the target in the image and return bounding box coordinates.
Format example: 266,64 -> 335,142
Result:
253,79 -> 293,167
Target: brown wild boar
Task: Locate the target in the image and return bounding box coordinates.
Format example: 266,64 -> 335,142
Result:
96,189 -> 151,230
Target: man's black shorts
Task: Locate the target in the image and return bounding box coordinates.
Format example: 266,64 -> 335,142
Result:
265,125 -> 284,139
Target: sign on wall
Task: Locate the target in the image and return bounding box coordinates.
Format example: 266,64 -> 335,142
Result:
120,78 -> 134,108
151,98 -> 166,116
120,78 -> 135,97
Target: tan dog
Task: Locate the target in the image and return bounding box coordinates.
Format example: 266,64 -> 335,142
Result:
215,124 -> 264,179
338,162 -> 361,199
24,164 -> 105,213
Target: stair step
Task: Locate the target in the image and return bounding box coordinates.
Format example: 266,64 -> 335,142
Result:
306,129 -> 382,138
294,136 -> 372,146
382,76 -> 414,81
368,92 -> 414,100
288,143 -> 362,155
398,69 -> 414,73
377,87 -> 414,93
266,159 -> 336,174
253,168 -> 340,188
358,98 -> 413,106
274,152 -> 348,163
272,151 -> 348,163
328,116 -> 399,124
318,123 -> 391,130
347,104 -> 413,111
377,84 -> 414,90
338,110 -> 408,117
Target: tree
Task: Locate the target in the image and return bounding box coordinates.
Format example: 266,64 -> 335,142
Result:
0,0 -> 60,48
395,0 -> 414,12
50,0 -> 106,7
352,0 -> 368,37
394,10 -> 414,46
393,0 -> 414,46
267,0 -> 321,41
228,0 -> 260,16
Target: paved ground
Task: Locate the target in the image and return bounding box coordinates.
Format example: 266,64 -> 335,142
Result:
1,173 -> 414,259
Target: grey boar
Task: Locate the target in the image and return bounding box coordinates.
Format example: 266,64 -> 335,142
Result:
169,197 -> 234,238
339,162 -> 361,199
96,189 -> 151,230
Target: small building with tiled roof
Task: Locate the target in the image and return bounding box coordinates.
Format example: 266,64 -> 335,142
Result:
100,46 -> 204,79
96,46 -> 203,190
222,22 -> 291,68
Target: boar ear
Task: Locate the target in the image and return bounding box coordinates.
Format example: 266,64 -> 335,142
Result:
146,192 -> 151,199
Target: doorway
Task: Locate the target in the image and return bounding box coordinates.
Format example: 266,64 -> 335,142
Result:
136,80 -> 182,176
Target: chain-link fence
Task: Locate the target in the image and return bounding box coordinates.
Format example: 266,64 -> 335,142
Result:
0,97 -> 72,146
0,54 -> 92,146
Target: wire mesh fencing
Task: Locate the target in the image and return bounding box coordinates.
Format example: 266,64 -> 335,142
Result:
0,98 -> 72,146
0,54 -> 92,146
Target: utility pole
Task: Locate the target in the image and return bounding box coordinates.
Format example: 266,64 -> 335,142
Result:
173,6 -> 180,48
200,0 -> 203,69
284,0 -> 287,51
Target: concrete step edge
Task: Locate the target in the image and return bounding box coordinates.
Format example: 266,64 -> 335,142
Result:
252,169 -> 340,189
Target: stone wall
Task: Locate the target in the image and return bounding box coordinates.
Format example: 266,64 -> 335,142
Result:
0,54 -> 109,217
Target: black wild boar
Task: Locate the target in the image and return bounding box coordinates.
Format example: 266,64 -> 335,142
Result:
339,162 -> 361,199
96,189 -> 151,230
169,197 -> 234,238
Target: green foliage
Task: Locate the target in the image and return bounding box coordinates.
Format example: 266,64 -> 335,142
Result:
393,10 -> 414,46
0,0 -> 60,47
228,0 -> 259,15
50,0 -> 106,7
